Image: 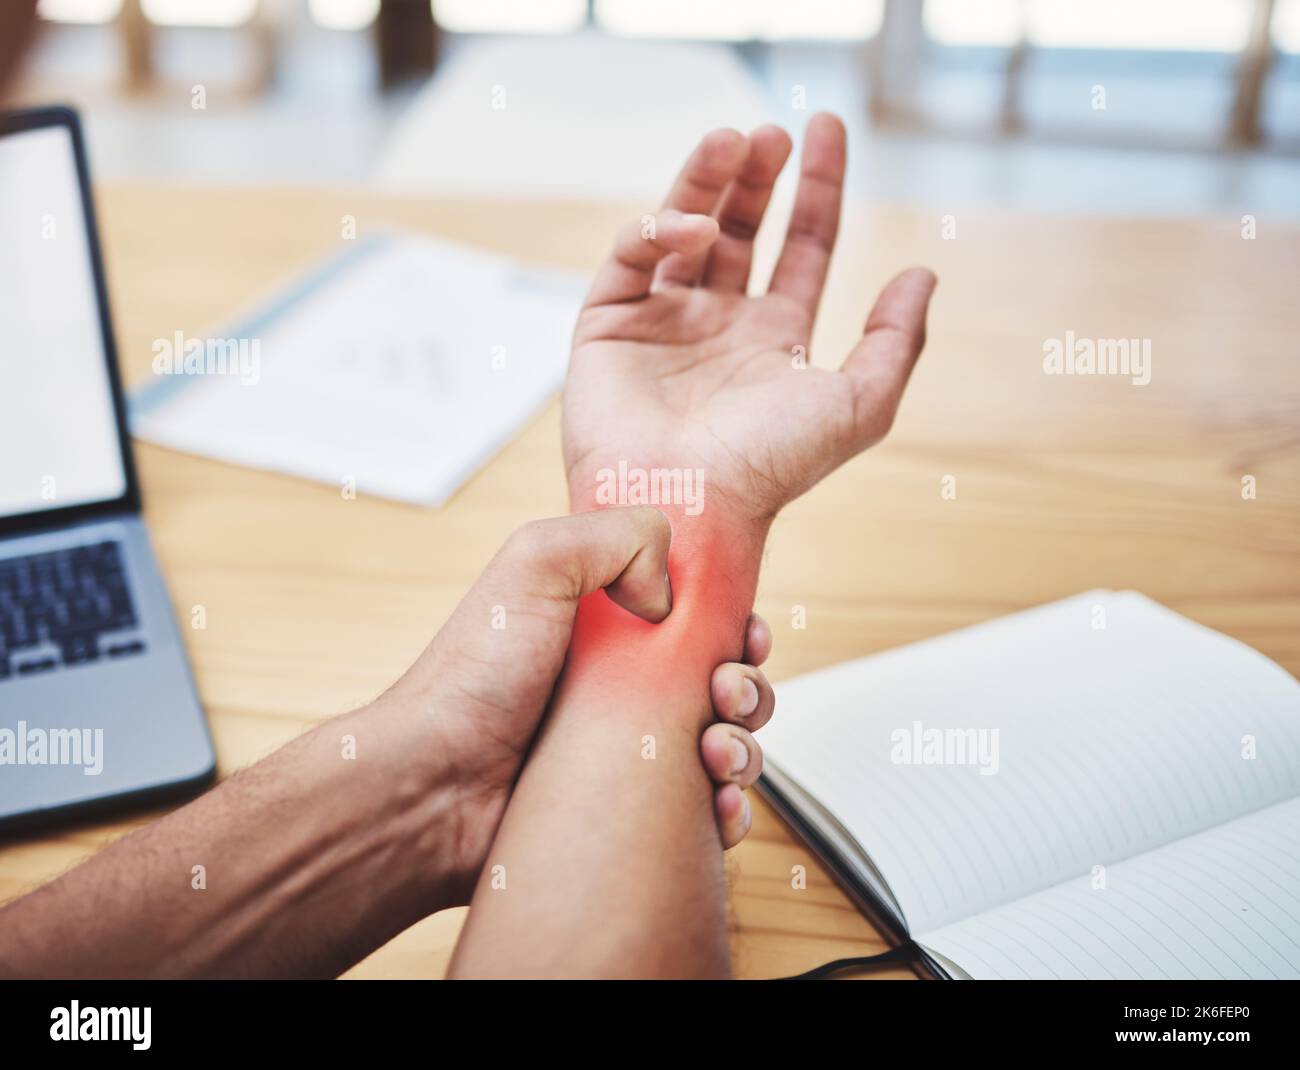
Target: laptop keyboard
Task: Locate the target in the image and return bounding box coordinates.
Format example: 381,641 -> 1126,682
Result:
0,541 -> 145,681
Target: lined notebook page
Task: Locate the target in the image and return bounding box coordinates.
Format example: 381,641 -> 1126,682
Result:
918,795 -> 1300,979
761,591 -> 1300,935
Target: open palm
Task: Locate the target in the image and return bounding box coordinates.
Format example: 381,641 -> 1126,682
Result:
563,115 -> 937,521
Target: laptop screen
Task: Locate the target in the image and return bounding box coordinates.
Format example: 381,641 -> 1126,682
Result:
0,122 -> 127,521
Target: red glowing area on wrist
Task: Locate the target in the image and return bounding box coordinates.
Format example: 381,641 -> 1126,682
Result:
560,492 -> 767,718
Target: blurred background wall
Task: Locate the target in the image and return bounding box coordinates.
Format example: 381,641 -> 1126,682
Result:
7,0 -> 1300,218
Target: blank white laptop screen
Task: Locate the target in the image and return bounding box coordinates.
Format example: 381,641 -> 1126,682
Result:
0,123 -> 126,519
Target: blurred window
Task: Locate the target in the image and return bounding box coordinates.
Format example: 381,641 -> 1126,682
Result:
432,0 -> 587,35
925,0 -> 1256,51
309,0 -> 379,31
37,0 -> 124,22
907,0 -> 1299,147
1276,0 -> 1300,51
923,0 -> 1021,46
595,0 -> 885,41
1025,0 -> 1253,51
140,0 -> 258,26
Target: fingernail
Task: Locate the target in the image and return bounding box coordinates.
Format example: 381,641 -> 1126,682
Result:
738,676 -> 759,717
663,570 -> 673,614
730,738 -> 750,775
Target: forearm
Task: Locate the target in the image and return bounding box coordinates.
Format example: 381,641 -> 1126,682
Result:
0,696 -> 459,978
449,500 -> 768,978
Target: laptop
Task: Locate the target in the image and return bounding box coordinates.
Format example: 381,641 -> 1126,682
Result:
0,106 -> 215,830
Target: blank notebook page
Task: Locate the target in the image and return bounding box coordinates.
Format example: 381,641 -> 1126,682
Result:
761,591 -> 1300,936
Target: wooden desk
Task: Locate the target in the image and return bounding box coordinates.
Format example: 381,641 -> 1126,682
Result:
1,185 -> 1296,980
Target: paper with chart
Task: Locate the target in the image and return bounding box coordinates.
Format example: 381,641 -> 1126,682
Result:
130,233 -> 588,505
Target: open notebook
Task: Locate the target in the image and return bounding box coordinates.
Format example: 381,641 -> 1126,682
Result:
758,591 -> 1300,979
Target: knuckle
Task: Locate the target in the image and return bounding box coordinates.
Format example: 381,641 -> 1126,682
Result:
503,517 -> 567,567
625,505 -> 671,552
879,403 -> 899,437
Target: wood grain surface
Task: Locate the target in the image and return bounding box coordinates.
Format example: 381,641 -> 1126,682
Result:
1,183 -> 1296,980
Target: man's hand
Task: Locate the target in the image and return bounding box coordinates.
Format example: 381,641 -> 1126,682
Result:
446,116 -> 935,978
564,113 -> 936,523
379,507 -> 775,900
0,508 -> 774,978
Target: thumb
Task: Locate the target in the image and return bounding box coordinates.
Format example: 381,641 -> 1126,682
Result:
410,507 -> 673,717
492,507 -> 674,624
839,266 -> 937,448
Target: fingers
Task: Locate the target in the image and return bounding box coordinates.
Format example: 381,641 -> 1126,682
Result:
705,621 -> 773,848
660,127 -> 750,214
654,127 -> 749,290
586,116 -> 848,306
583,210 -> 719,308
701,722 -> 763,795
700,124 -> 793,293
743,612 -> 772,667
766,112 -> 847,324
839,266 -> 938,448
710,661 -> 774,733
713,783 -> 753,850
496,507 -> 673,624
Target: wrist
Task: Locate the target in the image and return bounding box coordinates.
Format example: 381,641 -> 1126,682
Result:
567,456 -> 771,582
561,460 -> 771,731
567,454 -> 776,535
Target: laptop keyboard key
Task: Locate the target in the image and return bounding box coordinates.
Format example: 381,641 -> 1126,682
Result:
59,634 -> 100,665
17,657 -> 57,675
0,541 -> 139,680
